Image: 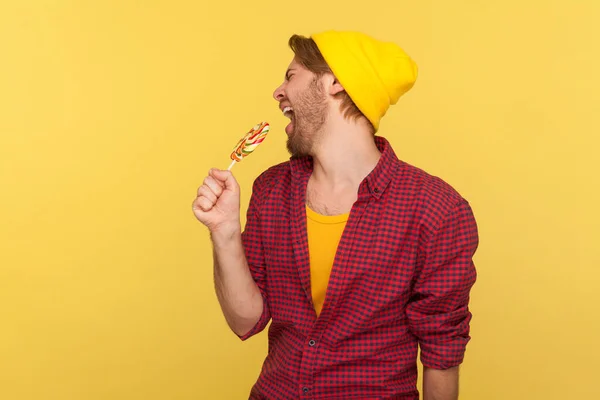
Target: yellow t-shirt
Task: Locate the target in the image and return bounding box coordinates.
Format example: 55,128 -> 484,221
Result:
306,205 -> 349,317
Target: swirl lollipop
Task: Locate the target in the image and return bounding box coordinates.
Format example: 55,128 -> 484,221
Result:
227,122 -> 270,170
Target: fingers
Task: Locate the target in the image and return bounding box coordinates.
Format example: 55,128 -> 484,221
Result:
195,179 -> 220,212
209,168 -> 239,193
193,168 -> 240,216
192,194 -> 215,213
197,183 -> 217,204
199,175 -> 224,198
194,169 -> 229,213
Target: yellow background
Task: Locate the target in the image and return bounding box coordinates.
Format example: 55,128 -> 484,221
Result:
1,1 -> 598,399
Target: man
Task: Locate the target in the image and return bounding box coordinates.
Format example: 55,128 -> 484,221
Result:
193,31 -> 478,400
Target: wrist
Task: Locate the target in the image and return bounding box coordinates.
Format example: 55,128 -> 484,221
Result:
210,223 -> 242,246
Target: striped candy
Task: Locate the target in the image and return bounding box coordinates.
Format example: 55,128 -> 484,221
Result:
228,122 -> 270,169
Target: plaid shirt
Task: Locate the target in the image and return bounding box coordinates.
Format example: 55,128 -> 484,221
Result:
240,137 -> 478,399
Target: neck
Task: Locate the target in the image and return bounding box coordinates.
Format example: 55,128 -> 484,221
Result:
310,114 -> 381,189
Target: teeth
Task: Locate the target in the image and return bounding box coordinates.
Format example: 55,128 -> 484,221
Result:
283,106 -> 293,117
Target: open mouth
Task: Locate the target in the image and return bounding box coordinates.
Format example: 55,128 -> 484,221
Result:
283,106 -> 295,135
283,106 -> 294,118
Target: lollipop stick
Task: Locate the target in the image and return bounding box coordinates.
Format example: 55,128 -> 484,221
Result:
227,160 -> 236,171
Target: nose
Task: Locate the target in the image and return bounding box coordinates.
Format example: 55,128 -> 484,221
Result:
273,83 -> 285,101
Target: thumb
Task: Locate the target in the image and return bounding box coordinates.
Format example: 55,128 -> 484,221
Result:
210,168 -> 239,192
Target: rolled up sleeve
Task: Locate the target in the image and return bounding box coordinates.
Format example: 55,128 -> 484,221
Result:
237,177 -> 271,341
407,199 -> 479,369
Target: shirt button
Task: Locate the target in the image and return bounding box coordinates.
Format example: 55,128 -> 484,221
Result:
374,187 -> 379,193
308,339 -> 316,347
302,387 -> 309,393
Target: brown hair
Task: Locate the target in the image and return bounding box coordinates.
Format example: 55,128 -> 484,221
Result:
288,34 -> 374,133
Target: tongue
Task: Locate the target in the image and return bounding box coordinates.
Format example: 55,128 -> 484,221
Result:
285,121 -> 294,135
285,113 -> 295,135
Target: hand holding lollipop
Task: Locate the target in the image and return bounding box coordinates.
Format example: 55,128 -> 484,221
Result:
192,121 -> 270,230
228,122 -> 270,170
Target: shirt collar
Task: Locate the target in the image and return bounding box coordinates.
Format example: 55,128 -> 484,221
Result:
289,136 -> 402,200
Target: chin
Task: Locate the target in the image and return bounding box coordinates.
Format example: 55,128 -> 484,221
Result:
287,139 -> 311,158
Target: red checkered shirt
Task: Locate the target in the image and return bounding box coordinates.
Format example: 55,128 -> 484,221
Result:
239,136 -> 478,399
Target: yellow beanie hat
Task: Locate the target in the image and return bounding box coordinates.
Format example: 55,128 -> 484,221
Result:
311,31 -> 418,131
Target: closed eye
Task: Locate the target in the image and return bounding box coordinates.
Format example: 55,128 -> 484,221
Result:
285,68 -> 296,81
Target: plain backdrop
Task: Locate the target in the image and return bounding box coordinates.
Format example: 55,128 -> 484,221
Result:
1,1 -> 599,399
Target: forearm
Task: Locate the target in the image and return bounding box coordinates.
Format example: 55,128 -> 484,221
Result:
212,229 -> 263,337
423,366 -> 459,400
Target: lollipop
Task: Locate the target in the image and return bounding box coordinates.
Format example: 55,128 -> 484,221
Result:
227,122 -> 270,170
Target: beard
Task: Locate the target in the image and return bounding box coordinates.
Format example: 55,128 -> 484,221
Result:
286,77 -> 328,158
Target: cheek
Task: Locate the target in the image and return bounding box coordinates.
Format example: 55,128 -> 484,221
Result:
285,86 -> 296,98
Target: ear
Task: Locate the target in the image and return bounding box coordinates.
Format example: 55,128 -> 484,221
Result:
329,77 -> 345,96
322,73 -> 345,96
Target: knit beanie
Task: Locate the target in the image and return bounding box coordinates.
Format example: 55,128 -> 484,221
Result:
311,31 -> 418,131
